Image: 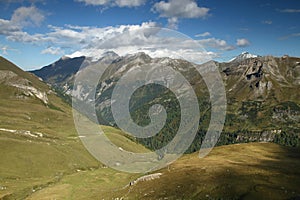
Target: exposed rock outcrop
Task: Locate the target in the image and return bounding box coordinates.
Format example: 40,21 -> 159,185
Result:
0,70 -> 49,105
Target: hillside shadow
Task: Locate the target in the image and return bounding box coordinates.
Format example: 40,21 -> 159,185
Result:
122,143 -> 300,200
191,144 -> 300,200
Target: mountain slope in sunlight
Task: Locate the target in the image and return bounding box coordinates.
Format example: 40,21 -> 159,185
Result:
0,56 -> 148,199
26,143 -> 300,200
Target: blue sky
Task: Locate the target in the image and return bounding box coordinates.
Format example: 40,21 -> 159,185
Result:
0,0 -> 299,70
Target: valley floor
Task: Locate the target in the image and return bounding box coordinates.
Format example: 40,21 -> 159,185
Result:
1,142 -> 299,200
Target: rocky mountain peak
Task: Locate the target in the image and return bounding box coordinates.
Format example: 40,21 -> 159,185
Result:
60,55 -> 70,60
102,51 -> 119,58
0,57 -> 50,105
229,52 -> 259,63
125,52 -> 152,62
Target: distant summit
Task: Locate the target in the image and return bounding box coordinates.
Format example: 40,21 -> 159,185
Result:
60,55 -> 70,60
229,52 -> 259,63
66,50 -> 119,61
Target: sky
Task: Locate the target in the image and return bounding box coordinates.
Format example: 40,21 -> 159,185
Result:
0,0 -> 299,70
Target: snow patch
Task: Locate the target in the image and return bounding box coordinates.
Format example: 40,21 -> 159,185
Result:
10,84 -> 49,105
129,173 -> 162,186
0,128 -> 44,138
0,128 -> 17,133
229,52 -> 258,63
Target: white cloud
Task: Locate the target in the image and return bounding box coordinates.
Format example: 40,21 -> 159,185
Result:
153,0 -> 209,18
195,32 -> 211,37
115,0 -> 146,7
75,0 -> 112,6
153,0 -> 209,29
167,17 -> 178,29
1,0 -> 44,3
0,46 -> 8,55
279,9 -> 300,13
41,47 -> 64,55
289,33 -> 300,37
262,20 -> 272,25
279,33 -> 300,40
239,28 -> 249,31
0,6 -> 47,50
11,6 -> 45,27
1,19 -> 230,62
0,6 -> 45,38
6,31 -> 47,44
199,38 -> 236,51
53,22 -> 218,63
0,19 -> 20,35
236,38 -> 250,47
75,0 -> 146,7
0,7 -> 222,64
0,43 -> 19,55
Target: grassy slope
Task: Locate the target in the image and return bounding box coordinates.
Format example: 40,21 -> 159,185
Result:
126,143 -> 300,200
103,125 -> 150,153
25,143 -> 300,200
0,57 -> 148,199
0,57 -> 96,199
1,57 -> 299,199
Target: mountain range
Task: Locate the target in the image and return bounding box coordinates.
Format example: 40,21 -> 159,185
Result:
228,51 -> 259,63
31,52 -> 300,150
0,54 -> 299,199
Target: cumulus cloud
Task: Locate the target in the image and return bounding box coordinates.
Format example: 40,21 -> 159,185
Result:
0,19 -> 20,35
195,32 -> 211,37
0,6 -> 47,53
1,0 -> 44,3
115,0 -> 146,7
0,6 -> 45,38
41,47 -> 65,55
1,18 -> 230,61
199,38 -> 236,51
236,38 -> 250,47
153,0 -> 209,29
11,6 -> 45,27
0,6 -> 222,62
153,0 -> 209,18
75,0 -> 146,7
48,22 -> 217,63
167,17 -> 178,29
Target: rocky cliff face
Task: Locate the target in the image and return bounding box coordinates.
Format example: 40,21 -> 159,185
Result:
220,56 -> 300,102
31,53 -> 300,147
0,69 -> 49,105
